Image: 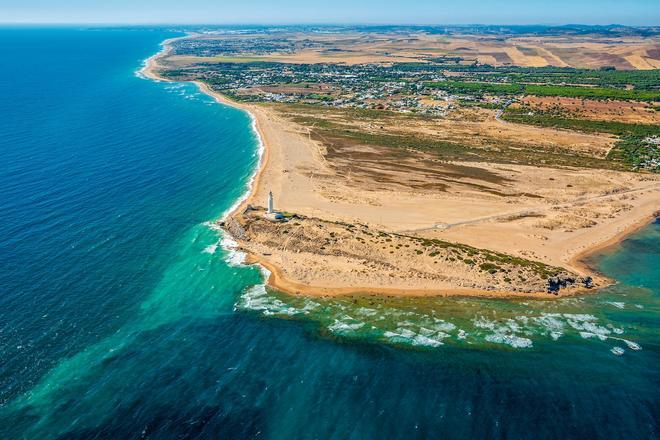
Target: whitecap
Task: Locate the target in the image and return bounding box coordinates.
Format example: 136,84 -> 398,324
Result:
580,322 -> 611,340
219,233 -> 247,266
203,243 -> 218,254
328,318 -> 365,334
610,347 -> 625,356
623,339 -> 641,351
516,316 -> 529,325
485,333 -> 533,349
202,220 -> 223,232
563,313 -> 597,322
432,318 -> 456,333
237,284 -> 298,316
605,301 -> 625,309
383,331 -> 412,345
532,313 -> 565,341
411,334 -> 444,347
354,307 -> 378,317
473,316 -> 497,331
611,338 -> 641,351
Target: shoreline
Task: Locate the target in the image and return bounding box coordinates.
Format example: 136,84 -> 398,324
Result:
139,37 -> 267,222
246,253 -> 593,300
568,210 -> 659,276
142,37 -> 658,300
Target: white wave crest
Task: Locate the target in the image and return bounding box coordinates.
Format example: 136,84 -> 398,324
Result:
203,243 -> 218,254
485,333 -> 533,349
610,347 -> 625,356
611,337 -> 641,350
328,317 -> 365,334
605,301 -> 625,309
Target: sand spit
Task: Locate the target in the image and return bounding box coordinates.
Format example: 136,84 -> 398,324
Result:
144,38 -> 660,299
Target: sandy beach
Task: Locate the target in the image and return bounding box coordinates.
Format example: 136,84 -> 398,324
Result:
143,38 -> 660,299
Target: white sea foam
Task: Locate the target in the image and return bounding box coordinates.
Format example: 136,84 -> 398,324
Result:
200,221 -> 221,232
532,313 -> 565,341
432,318 -> 457,333
563,313 -> 598,322
606,324 -> 624,335
203,243 -> 218,254
581,322 -> 611,340
611,337 -> 641,350
354,307 -> 378,317
219,234 -> 247,266
328,317 -> 365,334
473,316 -> 497,331
237,283 -> 297,316
485,333 -> 533,349
411,334 -> 445,347
298,298 -> 321,314
383,329 -> 419,345
565,316 -> 611,341
605,301 -> 625,309
473,316 -> 533,348
610,347 -> 625,356
516,315 -> 529,325
623,339 -> 641,350
225,250 -> 247,266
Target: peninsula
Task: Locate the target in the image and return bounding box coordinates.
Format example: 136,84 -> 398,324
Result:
144,25 -> 660,297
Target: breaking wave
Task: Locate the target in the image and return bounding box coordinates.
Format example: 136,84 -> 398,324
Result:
235,288 -> 643,354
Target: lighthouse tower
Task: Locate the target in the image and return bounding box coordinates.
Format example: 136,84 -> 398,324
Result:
267,191 -> 274,214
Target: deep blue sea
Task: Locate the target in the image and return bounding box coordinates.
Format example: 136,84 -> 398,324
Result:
0,27 -> 658,439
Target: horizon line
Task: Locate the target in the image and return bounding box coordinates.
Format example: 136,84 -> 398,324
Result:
0,21 -> 657,27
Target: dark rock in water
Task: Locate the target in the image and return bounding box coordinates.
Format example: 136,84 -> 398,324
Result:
547,277 -> 561,293
547,274 -> 594,292
547,274 -> 577,293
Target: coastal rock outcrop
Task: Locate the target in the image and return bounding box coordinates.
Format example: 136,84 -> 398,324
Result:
222,217 -> 248,241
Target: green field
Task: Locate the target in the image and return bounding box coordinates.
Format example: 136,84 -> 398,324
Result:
426,80 -> 660,101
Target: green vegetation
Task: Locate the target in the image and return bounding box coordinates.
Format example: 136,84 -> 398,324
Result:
284,110 -> 630,171
322,218 -> 568,282
502,108 -> 659,171
417,64 -> 660,90
405,236 -> 563,279
502,109 -> 658,137
306,93 -> 334,102
426,80 -> 660,101
608,136 -> 660,171
524,84 -> 659,101
426,80 -> 523,95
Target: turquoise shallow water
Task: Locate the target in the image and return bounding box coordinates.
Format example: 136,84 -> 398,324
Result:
0,28 -> 658,439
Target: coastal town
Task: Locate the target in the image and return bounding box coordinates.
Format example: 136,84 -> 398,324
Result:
159,28 -> 660,171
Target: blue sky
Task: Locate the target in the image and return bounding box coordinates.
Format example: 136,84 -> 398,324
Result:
1,0 -> 658,25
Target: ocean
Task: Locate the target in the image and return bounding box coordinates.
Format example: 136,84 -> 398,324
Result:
0,27 -> 657,439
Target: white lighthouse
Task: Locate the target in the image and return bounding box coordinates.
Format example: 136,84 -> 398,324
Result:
267,191 -> 274,214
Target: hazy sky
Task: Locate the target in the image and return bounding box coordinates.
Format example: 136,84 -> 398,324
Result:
1,0 -> 658,25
